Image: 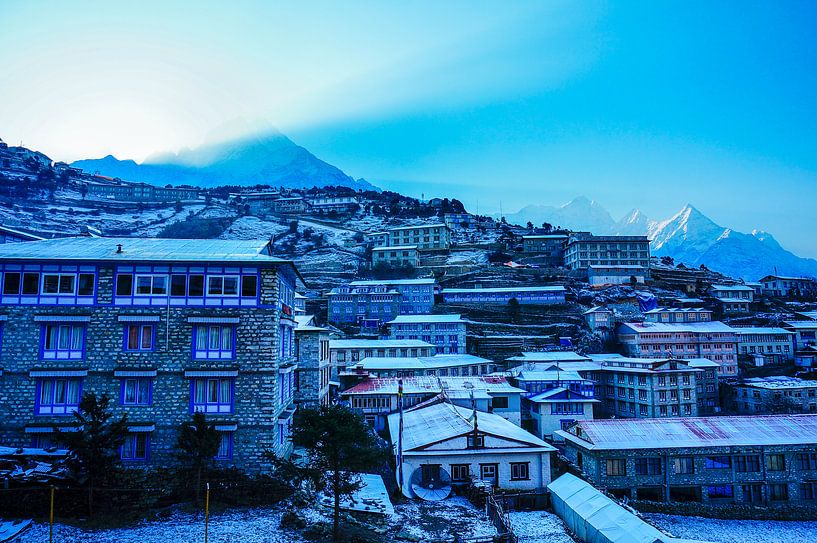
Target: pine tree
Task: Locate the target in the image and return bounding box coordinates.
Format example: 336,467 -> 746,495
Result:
176,412 -> 221,504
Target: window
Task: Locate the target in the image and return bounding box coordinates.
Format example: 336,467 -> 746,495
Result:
510,462 -> 530,481
673,456 -> 694,475
193,325 -> 235,360
2,272 -> 20,294
116,274 -> 133,296
36,378 -> 82,415
135,275 -> 167,295
635,457 -> 662,476
740,484 -> 763,503
491,396 -> 509,409
241,276 -> 257,297
735,455 -> 760,473
191,378 -> 234,413
451,464 -> 470,482
705,456 -> 731,469
121,433 -> 149,461
124,324 -> 154,351
767,454 -> 786,471
605,459 -> 626,476
797,453 -> 817,471
768,484 -> 788,501
707,485 -> 733,500
207,275 -> 239,296
77,274 -> 95,296
42,324 -> 85,359
120,378 -> 151,406
189,275 -> 205,297
467,434 -> 485,448
479,464 -> 497,483
42,273 -> 78,295
801,482 -> 817,501
215,432 -> 233,460
22,272 -> 40,295
171,274 -> 187,297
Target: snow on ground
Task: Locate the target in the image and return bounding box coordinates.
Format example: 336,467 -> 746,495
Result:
509,511 -> 575,543
644,513 -> 817,543
393,496 -> 497,541
447,250 -> 488,265
20,507 -> 305,543
220,216 -> 291,240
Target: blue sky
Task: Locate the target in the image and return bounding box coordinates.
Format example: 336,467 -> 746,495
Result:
1,1 -> 816,256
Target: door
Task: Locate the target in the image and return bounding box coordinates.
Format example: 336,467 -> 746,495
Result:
480,464 -> 498,486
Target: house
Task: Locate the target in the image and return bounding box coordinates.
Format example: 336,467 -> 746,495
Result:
506,351 -> 592,367
364,232 -> 390,248
441,286 -> 565,306
327,278 -> 436,325
386,224 -> 451,251
293,293 -> 307,315
386,314 -> 467,354
294,319 -> 332,408
389,401 -> 556,498
782,321 -> 817,351
728,376 -> 817,414
342,375 -> 524,429
329,339 -> 434,376
525,388 -> 599,442
644,307 -> 713,323
563,234 -> 651,271
587,265 -> 648,286
510,369 -> 596,399
86,181 -> 200,203
0,225 -> 44,244
231,191 -> 282,214
708,284 -> 753,314
371,245 -> 420,268
306,196 -> 359,213
759,275 -> 817,298
795,345 -> 817,368
617,321 -> 738,377
558,415 -> 817,505
520,235 -> 568,266
583,307 -> 614,338
0,237 -> 301,469
273,197 -> 307,213
443,213 -> 473,230
342,354 -> 495,380
733,327 -> 795,363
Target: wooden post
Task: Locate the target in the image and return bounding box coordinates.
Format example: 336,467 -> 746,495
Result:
49,486 -> 55,543
204,482 -> 210,543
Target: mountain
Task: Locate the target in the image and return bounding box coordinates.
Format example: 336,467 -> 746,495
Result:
615,208 -> 656,236
501,196 -> 616,233
72,130 -> 377,191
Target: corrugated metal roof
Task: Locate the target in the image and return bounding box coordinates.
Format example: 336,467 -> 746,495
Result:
356,354 -> 490,370
349,278 -> 435,286
117,315 -> 161,322
183,369 -> 239,377
506,351 -> 590,363
33,315 -> 91,323
329,339 -> 434,349
342,375 -> 524,395
443,286 -> 565,294
620,321 -> 736,333
187,316 -> 240,324
387,314 -> 465,324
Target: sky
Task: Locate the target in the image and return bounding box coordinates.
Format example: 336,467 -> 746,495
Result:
1,1 -> 817,256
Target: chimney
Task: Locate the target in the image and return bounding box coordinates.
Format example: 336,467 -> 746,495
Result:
116,244 -> 123,254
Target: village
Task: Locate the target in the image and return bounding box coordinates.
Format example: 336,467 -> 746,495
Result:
0,137 -> 816,543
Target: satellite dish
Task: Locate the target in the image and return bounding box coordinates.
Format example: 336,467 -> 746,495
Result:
409,465 -> 452,501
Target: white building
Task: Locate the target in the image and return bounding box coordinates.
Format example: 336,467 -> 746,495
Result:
782,321 -> 817,351
730,376 -> 817,414
345,354 -> 494,379
389,401 -> 555,497
733,327 -> 795,363
709,284 -> 754,314
387,314 -> 467,354
587,265 -> 647,286
329,339 -> 434,375
759,275 -> 817,298
644,307 -> 713,323
525,387 -> 598,442
441,286 -> 565,305
387,224 -> 451,251
371,245 -> 419,268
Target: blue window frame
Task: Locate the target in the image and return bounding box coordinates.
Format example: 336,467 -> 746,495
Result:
120,433 -> 149,461
120,378 -> 152,406
41,324 -> 86,360
193,325 -> 235,360
190,378 -> 234,414
30,434 -> 59,449
36,378 -> 82,415
123,324 -> 155,351
215,432 -> 233,460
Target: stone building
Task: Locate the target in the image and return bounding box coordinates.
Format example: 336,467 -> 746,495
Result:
558,415 -> 817,505
327,278 -> 435,326
728,376 -> 817,414
386,314 -> 467,354
440,286 -> 565,306
0,237 -> 300,472
386,224 -> 451,251
708,284 -> 754,314
563,234 -> 650,271
329,339 -> 434,377
371,246 -> 419,268
294,320 -> 331,408
759,275 -> 817,298
520,235 -> 568,266
733,327 -> 795,363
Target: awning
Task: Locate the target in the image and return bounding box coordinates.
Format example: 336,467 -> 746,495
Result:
184,369 -> 239,378
33,315 -> 91,323
0,316 -> 8,322
29,369 -> 88,378
25,425 -> 78,433
117,315 -> 161,323
127,424 -> 155,433
114,369 -> 158,378
187,317 -> 240,324
214,424 -> 238,432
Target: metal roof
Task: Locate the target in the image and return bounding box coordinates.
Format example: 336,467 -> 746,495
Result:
349,278 -> 435,286
356,354 -> 491,370
507,351 -> 590,363
558,414 -> 817,450
737,376 -> 817,390
387,314 -> 465,324
619,321 -> 736,334
342,375 -> 524,395
732,327 -> 794,335
329,339 -> 434,349
372,245 -> 418,251
442,286 -> 566,294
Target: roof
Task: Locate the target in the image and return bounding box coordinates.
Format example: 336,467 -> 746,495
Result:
355,354 -> 491,371
715,297 -> 750,304
508,361 -> 603,374
587,265 -> 647,270
710,284 -> 754,291
797,311 -> 817,320
737,376 -> 817,390
759,275 -> 816,282
372,245 -> 418,252
783,321 -> 817,330
387,223 -> 447,232
387,314 -> 465,324
557,415 -> 817,450
527,387 -> 600,403
442,286 -> 566,294
507,351 -> 591,363
349,278 -> 435,286
645,307 -> 711,314
0,237 -> 289,264
619,321 -> 736,334
329,339 -> 434,349
342,375 -> 524,396
732,327 -> 794,336
582,306 -> 612,315
514,370 -> 588,382
387,402 -> 553,452
0,224 -> 44,241
522,235 -> 568,240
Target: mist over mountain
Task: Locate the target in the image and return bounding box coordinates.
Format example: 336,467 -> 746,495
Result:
72,130 -> 376,191
506,198 -> 817,280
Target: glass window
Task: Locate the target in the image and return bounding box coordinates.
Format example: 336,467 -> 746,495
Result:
768,483 -> 789,501
170,275 -> 187,297
42,273 -> 76,294
605,459 -> 626,476
193,325 -> 235,360
22,272 -> 40,295
635,457 -> 662,476
42,324 -> 85,360
207,275 -> 240,296
135,275 -> 167,296
191,378 -> 234,413
121,378 -> 151,406
116,274 -> 133,296
767,454 -> 786,471
215,432 -> 233,460
510,462 -> 530,480
36,378 -> 82,415
77,273 -> 95,296
735,455 -> 760,473
673,456 -> 694,474
189,275 -> 205,297
705,456 -> 731,469
2,272 -> 20,295
450,464 -> 470,482
124,324 -> 154,351
121,433 -> 149,461
241,275 -> 257,297
707,485 -> 733,500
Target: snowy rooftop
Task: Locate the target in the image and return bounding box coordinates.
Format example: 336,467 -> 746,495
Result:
522,234 -> 568,239
506,351 -> 590,363
330,339 -> 434,349
797,311 -> 817,320
620,321 -> 736,333
388,223 -> 447,232
783,321 -> 817,329
732,327 -> 794,335
388,401 -> 553,452
514,370 -> 588,382
558,415 -> 817,450
442,286 -> 566,294
355,354 -> 491,371
0,237 -> 292,264
508,361 -> 603,374
528,387 -> 600,403
342,375 -> 524,395
387,314 -> 465,324
710,284 -> 754,291
349,278 -> 435,286
738,376 -> 817,390
645,307 -> 712,314
372,245 -> 419,251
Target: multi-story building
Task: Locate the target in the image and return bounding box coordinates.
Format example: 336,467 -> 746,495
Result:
644,307 -> 713,323
228,191 -> 282,214
329,339 -> 434,376
728,376 -> 817,414
441,286 -> 565,306
273,197 -> 306,213
371,246 -> 419,268
386,314 -> 467,354
782,321 -> 817,351
364,232 -> 389,248
443,213 -> 473,230
521,235 -> 568,266
342,354 -> 494,380
386,224 -> 451,251
583,307 -> 615,338
708,284 -> 754,314
733,327 -> 795,363
306,196 -> 359,213
86,181 -> 199,203
558,415 -> 817,505
342,375 -> 524,429
294,320 -> 331,408
617,321 -> 738,377
327,278 -> 435,325
0,225 -> 44,244
759,275 -> 817,298
587,265 -> 648,286
0,237 -> 301,470
525,388 -> 599,442
510,369 -> 596,399
563,234 -> 650,271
